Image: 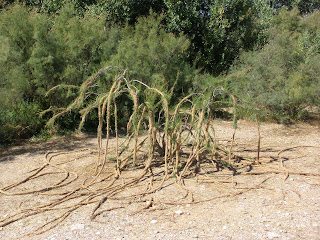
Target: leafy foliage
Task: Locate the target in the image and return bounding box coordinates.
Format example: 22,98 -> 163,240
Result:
109,13 -> 193,100
269,0 -> 320,14
97,0 -> 273,74
226,9 -> 320,122
0,3 -> 120,142
100,0 -> 166,25
0,0 -> 100,14
0,4 -> 34,99
1,1 -> 319,144
164,0 -> 273,74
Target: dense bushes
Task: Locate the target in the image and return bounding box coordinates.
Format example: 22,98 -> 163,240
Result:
109,13 -> 195,101
0,101 -> 44,143
0,2 -> 320,144
226,9 -> 320,123
0,4 -> 198,143
0,3 -> 120,142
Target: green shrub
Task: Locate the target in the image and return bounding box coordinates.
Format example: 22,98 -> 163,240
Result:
0,3 -> 121,143
0,100 -> 44,144
226,9 -> 320,123
109,12 -> 195,103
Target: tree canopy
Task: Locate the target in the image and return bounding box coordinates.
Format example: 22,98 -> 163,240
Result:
0,1 -> 319,143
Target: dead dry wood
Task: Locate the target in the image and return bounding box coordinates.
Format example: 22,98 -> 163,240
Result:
1,68 -> 318,238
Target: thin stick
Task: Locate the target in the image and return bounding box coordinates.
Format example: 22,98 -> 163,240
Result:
114,99 -> 120,176
228,129 -> 236,165
255,114 -> 261,164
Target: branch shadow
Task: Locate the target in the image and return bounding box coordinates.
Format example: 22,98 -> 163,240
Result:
0,134 -> 97,163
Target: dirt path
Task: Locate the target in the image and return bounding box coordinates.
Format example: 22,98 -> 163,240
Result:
0,120 -> 319,240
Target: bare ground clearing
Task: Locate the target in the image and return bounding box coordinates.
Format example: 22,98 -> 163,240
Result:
0,119 -> 319,240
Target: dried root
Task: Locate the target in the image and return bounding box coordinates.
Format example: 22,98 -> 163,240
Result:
1,68 -> 319,238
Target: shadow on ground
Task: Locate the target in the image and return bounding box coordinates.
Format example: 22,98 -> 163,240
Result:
0,134 -> 97,163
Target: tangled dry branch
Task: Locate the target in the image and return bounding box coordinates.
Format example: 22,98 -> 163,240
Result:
1,68 -> 319,238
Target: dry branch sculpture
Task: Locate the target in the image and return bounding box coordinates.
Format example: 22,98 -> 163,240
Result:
1,67 -> 318,238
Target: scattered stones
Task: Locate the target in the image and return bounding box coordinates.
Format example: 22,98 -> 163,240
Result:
1,121 -> 319,240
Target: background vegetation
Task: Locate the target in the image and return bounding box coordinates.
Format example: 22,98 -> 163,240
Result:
0,0 -> 319,143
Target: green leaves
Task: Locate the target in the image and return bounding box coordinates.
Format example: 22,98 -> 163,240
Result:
0,3 -> 120,142
227,9 -> 320,122
100,0 -> 165,25
109,12 -> 192,101
1,1 -> 319,144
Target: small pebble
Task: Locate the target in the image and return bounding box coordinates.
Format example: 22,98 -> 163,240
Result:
267,232 -> 280,239
150,220 -> 158,224
96,231 -> 101,235
175,210 -> 183,215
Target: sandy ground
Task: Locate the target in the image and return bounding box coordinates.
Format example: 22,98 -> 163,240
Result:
0,119 -> 319,240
